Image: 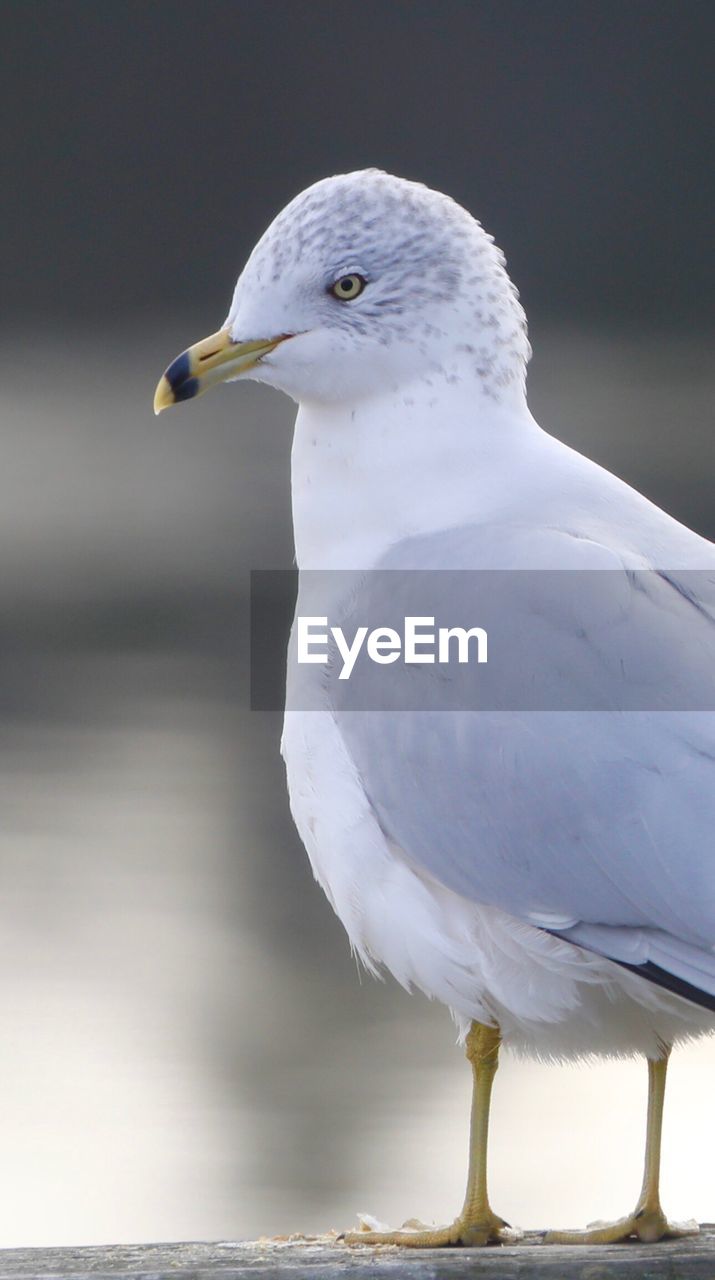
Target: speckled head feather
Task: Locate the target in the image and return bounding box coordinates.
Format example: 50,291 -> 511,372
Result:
225,170 -> 530,403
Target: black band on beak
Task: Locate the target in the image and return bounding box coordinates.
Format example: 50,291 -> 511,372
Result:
165,350 -> 199,402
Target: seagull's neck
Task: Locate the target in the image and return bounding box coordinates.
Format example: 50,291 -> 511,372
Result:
291,378 -> 537,570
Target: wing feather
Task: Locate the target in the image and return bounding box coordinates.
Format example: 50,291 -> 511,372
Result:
324,523 -> 715,1003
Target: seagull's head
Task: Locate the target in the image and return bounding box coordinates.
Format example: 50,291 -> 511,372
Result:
154,169 -> 529,413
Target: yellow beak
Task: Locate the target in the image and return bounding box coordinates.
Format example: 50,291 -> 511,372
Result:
153,328 -> 289,415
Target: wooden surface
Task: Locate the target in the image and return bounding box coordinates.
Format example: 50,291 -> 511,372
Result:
0,1230 -> 713,1280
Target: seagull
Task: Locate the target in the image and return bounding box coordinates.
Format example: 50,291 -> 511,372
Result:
154,170 -> 715,1247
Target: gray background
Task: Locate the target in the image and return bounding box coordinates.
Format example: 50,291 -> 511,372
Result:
1,0 -> 713,1249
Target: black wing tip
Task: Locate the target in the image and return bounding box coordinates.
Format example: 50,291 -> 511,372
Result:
616,959 -> 715,1015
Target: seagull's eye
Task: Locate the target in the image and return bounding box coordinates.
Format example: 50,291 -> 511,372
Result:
330,273 -> 366,301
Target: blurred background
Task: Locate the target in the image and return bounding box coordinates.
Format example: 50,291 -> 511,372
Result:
1,0 -> 714,1249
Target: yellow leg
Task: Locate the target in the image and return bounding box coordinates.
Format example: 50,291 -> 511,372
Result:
545,1048 -> 699,1245
345,1020 -> 510,1247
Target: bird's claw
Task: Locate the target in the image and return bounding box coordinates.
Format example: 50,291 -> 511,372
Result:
344,1211 -> 513,1248
544,1207 -> 700,1245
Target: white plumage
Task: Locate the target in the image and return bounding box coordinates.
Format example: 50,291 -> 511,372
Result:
227,171 -> 715,1063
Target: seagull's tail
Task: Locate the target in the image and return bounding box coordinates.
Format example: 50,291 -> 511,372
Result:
554,923 -> 715,1015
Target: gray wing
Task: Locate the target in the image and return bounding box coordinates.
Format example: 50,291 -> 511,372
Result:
325,524 -> 715,1007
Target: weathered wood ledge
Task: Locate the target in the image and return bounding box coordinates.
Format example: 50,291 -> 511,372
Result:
0,1230 -> 713,1280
